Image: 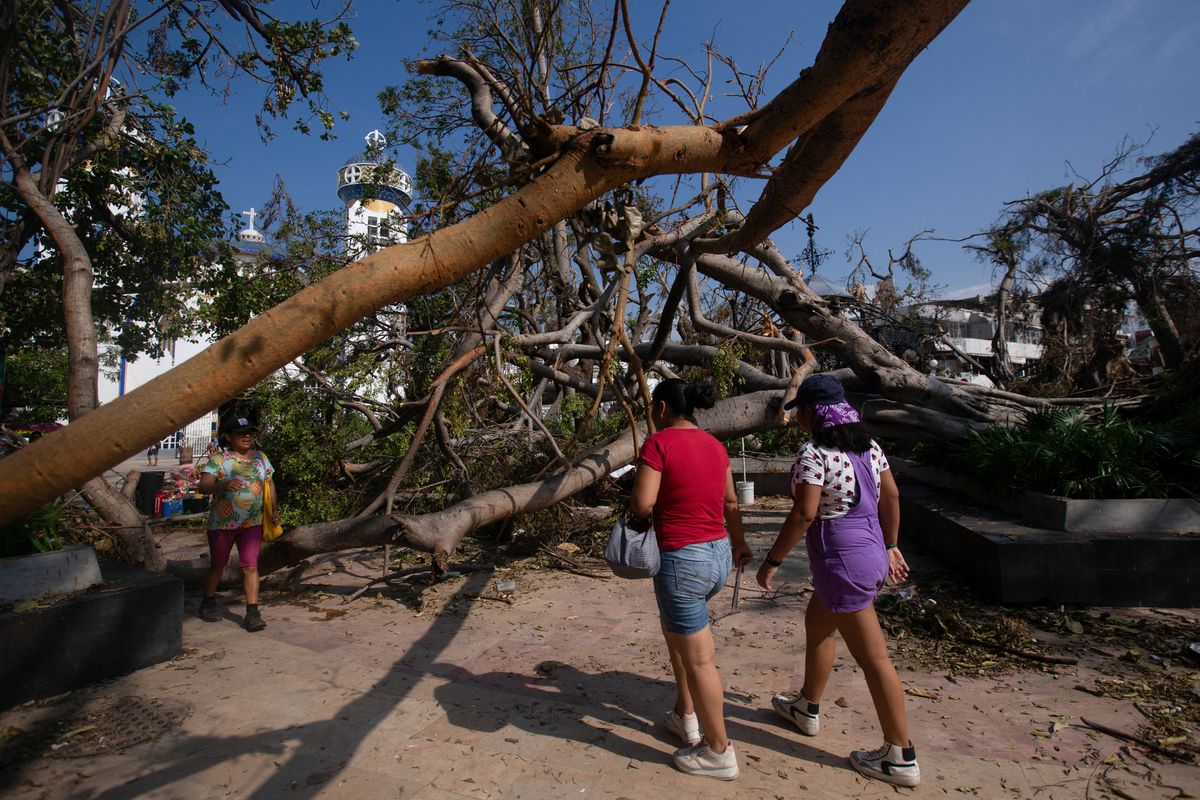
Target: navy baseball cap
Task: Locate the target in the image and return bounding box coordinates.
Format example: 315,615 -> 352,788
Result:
784,373 -> 845,409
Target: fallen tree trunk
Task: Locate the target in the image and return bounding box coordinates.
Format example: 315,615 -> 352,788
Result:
81,476 -> 164,570
0,0 -> 968,529
225,388 -> 791,576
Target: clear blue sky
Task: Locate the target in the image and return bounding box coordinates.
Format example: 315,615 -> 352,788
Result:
172,0 -> 1200,296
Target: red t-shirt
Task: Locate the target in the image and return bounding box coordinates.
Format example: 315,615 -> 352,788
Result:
638,427 -> 730,551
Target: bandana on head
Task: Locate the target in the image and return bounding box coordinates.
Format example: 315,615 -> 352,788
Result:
813,401 -> 860,429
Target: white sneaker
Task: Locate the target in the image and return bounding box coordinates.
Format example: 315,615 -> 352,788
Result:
673,741 -> 739,780
849,741 -> 920,787
772,692 -> 819,736
664,709 -> 701,745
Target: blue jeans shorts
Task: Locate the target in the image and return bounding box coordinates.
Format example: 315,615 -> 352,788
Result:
653,538 -> 733,635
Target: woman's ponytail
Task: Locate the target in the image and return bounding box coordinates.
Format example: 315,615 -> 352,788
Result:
684,383 -> 716,412
652,379 -> 715,418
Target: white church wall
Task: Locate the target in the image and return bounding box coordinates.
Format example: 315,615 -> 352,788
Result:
98,337 -> 218,450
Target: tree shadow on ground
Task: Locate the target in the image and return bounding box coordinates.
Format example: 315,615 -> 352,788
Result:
57,565 -> 834,800
430,659 -> 847,774
73,570 -> 495,800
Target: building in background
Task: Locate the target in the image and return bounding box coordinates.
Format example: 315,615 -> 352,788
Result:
97,131 -> 412,456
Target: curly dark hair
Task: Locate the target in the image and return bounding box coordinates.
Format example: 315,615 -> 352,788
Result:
810,421 -> 873,454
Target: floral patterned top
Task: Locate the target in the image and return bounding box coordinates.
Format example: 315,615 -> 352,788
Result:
790,440 -> 890,519
200,449 -> 274,530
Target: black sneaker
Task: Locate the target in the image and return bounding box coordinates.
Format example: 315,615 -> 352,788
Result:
849,741 -> 920,787
198,596 -> 221,623
244,606 -> 266,632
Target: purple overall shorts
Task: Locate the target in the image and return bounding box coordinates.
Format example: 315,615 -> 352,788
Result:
805,449 -> 888,613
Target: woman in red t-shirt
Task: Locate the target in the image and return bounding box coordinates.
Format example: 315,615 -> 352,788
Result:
631,379 -> 752,780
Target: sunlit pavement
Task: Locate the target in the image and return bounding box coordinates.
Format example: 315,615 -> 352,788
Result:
1,506 -> 1195,799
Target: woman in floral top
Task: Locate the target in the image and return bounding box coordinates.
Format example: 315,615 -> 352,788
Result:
197,416 -> 278,632
756,374 -> 919,788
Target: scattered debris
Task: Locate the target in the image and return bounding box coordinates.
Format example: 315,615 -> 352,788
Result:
1080,717 -> 1193,763
537,544 -> 610,579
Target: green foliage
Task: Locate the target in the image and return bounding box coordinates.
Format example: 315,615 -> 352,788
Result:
751,426 -> 810,457
709,341 -> 744,399
2,0 -> 358,357
558,392 -> 588,424
0,496 -> 69,558
248,379 -> 382,526
944,407 -> 1200,499
585,409 -> 630,443
1,348 -> 68,423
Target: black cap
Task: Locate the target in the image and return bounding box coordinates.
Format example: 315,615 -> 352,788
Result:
226,416 -> 259,434
784,373 -> 845,409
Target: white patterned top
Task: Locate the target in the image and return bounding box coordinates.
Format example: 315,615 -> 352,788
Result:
790,440 -> 890,519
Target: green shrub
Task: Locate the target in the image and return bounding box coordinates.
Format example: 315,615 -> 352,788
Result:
248,380 -> 381,525
944,406 -> 1199,499
747,426 -> 810,458
0,497 -> 70,558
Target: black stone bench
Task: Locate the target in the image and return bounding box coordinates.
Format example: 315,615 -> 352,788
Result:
898,481 -> 1200,607
0,561 -> 182,710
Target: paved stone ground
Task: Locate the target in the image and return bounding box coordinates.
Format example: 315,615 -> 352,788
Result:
1,506 -> 1196,799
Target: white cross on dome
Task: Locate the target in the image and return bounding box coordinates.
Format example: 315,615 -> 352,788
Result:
365,130 -> 387,147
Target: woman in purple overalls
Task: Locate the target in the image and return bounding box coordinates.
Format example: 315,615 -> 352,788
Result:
756,374 -> 920,788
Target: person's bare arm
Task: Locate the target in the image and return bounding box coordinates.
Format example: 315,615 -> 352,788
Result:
723,469 -> 752,566
629,463 -> 661,531
198,470 -> 242,495
879,469 -> 909,583
756,483 -> 820,591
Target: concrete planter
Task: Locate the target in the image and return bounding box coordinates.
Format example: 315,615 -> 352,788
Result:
0,561 -> 182,710
736,455 -> 796,498
898,482 -> 1200,606
0,544 -> 103,605
1017,492 -> 1200,534
891,458 -> 1200,534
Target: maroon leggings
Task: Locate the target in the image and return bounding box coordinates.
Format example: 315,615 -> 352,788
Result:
207,526 -> 263,569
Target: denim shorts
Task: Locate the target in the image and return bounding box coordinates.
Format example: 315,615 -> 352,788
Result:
653,538 -> 733,635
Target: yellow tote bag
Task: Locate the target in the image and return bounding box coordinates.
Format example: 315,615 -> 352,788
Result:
261,481 -> 283,542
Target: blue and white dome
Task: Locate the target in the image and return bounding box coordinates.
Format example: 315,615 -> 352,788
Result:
336,130 -> 412,209
235,207 -> 270,260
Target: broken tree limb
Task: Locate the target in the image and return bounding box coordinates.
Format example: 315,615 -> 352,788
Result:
1079,718 -> 1193,763
120,470 -> 140,499
0,0 -> 967,527
392,389 -> 791,560
956,636 -> 1079,666
538,544 -> 611,579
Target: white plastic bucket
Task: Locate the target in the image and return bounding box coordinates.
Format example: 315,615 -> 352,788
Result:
736,480 -> 755,506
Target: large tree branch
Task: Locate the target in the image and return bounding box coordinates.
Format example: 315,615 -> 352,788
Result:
696,76 -> 899,254
380,390 -> 789,566
0,1 -> 963,526
417,56 -> 527,159
732,0 -> 966,159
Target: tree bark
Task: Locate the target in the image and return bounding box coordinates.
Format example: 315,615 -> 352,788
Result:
251,389 -> 790,574
1128,268 -> 1185,369
0,0 -> 968,526
121,470 -> 141,499
83,476 -> 165,570
991,258 -> 1018,384
3,139 -> 158,565
7,161 -> 99,417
